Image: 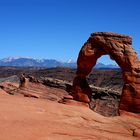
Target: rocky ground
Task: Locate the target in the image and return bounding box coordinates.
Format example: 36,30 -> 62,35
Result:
0,94 -> 140,140
0,67 -> 123,92
0,75 -> 121,117
0,67 -> 123,117
0,68 -> 139,139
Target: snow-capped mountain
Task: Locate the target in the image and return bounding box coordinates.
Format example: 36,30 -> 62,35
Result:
0,57 -> 76,68
95,63 -> 119,69
0,57 -> 119,69
1,56 -> 21,62
67,59 -> 75,63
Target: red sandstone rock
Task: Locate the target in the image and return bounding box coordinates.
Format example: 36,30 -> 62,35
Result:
134,129 -> 140,137
19,74 -> 29,88
0,95 -> 140,140
18,75 -> 69,101
0,75 -> 69,102
72,76 -> 92,103
60,98 -> 89,107
63,95 -> 73,100
23,91 -> 40,98
0,88 -> 8,95
0,82 -> 19,95
18,81 -> 68,101
72,32 -> 140,113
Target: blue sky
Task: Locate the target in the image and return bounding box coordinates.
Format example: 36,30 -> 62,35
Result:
0,0 -> 140,64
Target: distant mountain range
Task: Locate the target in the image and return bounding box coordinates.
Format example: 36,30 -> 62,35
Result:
0,57 -> 119,69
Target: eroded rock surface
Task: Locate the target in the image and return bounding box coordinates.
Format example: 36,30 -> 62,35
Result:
0,95 -> 140,140
0,75 -> 69,102
72,32 -> 140,113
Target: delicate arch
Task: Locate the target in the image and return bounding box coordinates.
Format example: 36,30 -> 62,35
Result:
72,32 -> 140,113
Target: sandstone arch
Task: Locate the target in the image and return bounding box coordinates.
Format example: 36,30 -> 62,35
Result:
72,32 -> 140,113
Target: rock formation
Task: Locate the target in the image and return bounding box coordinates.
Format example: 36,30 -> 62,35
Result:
17,74 -> 69,101
19,73 -> 29,88
72,32 -> 140,113
0,82 -> 19,95
0,88 -> 8,95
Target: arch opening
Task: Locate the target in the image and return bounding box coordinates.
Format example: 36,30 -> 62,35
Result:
89,55 -> 123,92
97,55 -> 118,66
86,55 -> 123,116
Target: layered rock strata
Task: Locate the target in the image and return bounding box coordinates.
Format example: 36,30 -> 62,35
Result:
72,32 -> 140,113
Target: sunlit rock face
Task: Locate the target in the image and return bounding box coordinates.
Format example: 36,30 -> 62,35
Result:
72,32 -> 140,113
